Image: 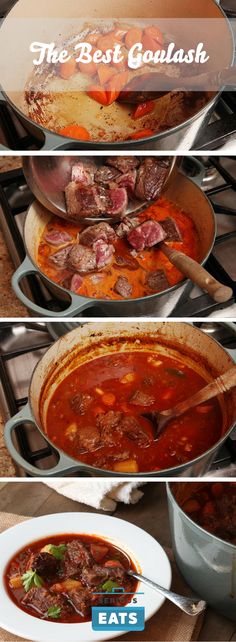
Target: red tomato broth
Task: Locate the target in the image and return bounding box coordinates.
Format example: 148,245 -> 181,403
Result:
37,197 -> 200,300
45,351 -> 222,473
5,534 -> 137,623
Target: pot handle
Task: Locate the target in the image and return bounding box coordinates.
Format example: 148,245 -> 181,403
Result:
185,157 -> 206,187
4,404 -> 84,477
12,256 -> 93,317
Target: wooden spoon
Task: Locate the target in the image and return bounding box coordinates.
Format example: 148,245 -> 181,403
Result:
142,365 -> 236,438
159,241 -> 233,303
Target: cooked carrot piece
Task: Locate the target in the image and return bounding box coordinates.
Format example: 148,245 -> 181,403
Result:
144,25 -> 163,46
95,387 -> 104,395
121,372 -> 136,384
101,392 -> 116,406
78,60 -> 97,76
97,63 -> 115,86
125,28 -> 143,49
211,482 -> 223,497
105,88 -> 120,105
128,129 -> 155,140
9,575 -> 22,589
97,32 -> 118,51
59,58 -> 77,79
59,125 -> 91,140
142,34 -> 159,53
91,544 -> 109,561
87,85 -> 108,105
104,560 -> 124,568
182,499 -> 201,513
113,459 -> 138,473
132,100 -> 155,120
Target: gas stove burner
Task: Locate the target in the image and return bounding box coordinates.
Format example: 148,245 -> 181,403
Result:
0,321 -> 235,476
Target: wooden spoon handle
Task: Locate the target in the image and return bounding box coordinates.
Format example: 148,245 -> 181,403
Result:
164,366 -> 236,419
161,243 -> 232,303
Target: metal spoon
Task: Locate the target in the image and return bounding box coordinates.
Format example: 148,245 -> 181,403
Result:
22,155 -> 177,225
142,364 -> 236,438
127,570 -> 206,616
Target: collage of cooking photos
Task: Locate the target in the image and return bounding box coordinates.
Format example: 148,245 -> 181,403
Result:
2,1 -> 236,642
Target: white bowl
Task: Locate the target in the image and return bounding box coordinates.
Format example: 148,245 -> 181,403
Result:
0,512 -> 172,642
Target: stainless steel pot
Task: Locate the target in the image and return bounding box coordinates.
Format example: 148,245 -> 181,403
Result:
167,481 -> 236,621
4,321 -> 236,477
0,0 -> 234,151
12,163 -> 216,317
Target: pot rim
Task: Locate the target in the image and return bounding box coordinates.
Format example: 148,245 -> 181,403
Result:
1,0 -> 234,147
22,171 -> 217,308
27,322 -> 236,477
166,481 -> 236,551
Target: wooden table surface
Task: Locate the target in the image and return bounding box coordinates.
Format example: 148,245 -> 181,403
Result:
0,482 -> 235,642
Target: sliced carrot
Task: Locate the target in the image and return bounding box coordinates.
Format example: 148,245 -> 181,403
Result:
59,58 -> 77,80
128,129 -> 155,140
144,25 -> 163,46
97,32 -> 118,51
87,85 -> 108,105
132,100 -> 155,120
125,27 -> 143,49
59,125 -> 91,140
142,34 -> 159,53
78,60 -> 97,76
101,392 -> 116,406
97,63 -> 115,86
105,88 -> 120,106
104,560 -> 124,569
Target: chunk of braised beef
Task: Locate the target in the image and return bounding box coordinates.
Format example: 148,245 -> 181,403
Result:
127,219 -> 166,252
80,222 -> 116,247
93,239 -> 115,269
70,392 -> 92,415
106,156 -> 140,172
70,273 -> 83,292
116,170 -> 137,198
114,254 -> 139,270
77,426 -> 101,452
66,588 -> 92,617
114,275 -> 132,298
71,161 -> 96,186
120,415 -> 151,447
44,230 -> 72,246
49,244 -> 73,268
22,587 -> 67,616
94,165 -> 122,185
160,217 -> 182,242
31,552 -> 58,578
116,216 -> 140,239
63,540 -> 92,578
106,187 -> 128,218
135,157 -> 170,201
96,411 -> 123,444
145,269 -> 169,292
129,390 -> 155,406
67,244 -> 97,273
81,564 -> 125,588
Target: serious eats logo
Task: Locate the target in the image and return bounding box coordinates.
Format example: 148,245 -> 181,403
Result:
91,586 -> 145,632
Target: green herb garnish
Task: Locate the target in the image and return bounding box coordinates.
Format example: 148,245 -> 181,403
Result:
101,580 -> 119,592
22,570 -> 44,592
44,544 -> 67,560
46,605 -> 61,619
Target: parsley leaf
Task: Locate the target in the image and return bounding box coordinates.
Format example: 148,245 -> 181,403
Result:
22,570 -> 44,592
101,580 -> 119,592
46,605 -> 61,619
45,544 -> 67,560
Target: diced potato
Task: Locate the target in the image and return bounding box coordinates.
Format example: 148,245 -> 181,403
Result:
121,372 -> 136,384
9,575 -> 22,589
65,422 -> 77,438
95,387 -> 104,396
41,544 -> 53,554
113,459 -> 138,473
51,579 -> 82,593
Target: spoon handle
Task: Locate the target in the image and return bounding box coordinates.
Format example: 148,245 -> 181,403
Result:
128,571 -> 206,616
160,243 -> 233,303
164,365 -> 236,419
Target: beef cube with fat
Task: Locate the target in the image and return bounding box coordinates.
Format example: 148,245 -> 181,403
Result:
71,160 -> 96,185
106,156 -> 140,172
116,216 -> 140,238
116,170 -> 137,198
65,183 -> 110,219
81,564 -> 125,588
129,390 -> 155,406
127,219 -> 166,252
114,275 -> 132,298
135,157 -> 170,201
96,411 -> 123,445
70,392 -> 92,415
94,165 -> 121,185
22,587 -> 66,617
146,269 -> 169,292
67,244 -> 97,273
76,426 -> 101,452
44,230 -> 72,246
160,217 -> 182,242
120,415 -> 151,447
49,244 -> 73,268
63,540 -> 92,578
93,240 -> 115,269
66,588 -> 91,617
80,222 -> 116,246
106,187 -> 128,218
